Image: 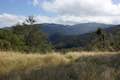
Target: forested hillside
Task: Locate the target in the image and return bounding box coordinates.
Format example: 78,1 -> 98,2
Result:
0,16 -> 52,53
49,25 -> 120,52
0,17 -> 119,52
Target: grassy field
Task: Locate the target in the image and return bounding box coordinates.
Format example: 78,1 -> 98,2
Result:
0,51 -> 120,80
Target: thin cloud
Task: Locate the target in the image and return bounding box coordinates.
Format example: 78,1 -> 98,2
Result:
42,0 -> 120,16
29,0 -> 120,24
0,13 -> 25,27
1,13 -> 120,27
32,0 -> 39,6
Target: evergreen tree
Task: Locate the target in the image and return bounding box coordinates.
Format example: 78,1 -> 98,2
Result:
88,28 -> 114,51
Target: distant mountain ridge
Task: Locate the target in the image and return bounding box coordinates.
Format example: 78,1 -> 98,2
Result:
39,23 -> 114,36
2,22 -> 114,36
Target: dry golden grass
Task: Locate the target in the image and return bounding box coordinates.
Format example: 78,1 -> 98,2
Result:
65,51 -> 119,61
0,51 -> 69,75
0,51 -> 120,80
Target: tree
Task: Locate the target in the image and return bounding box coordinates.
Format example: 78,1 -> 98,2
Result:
25,16 -> 36,25
12,16 -> 53,53
96,28 -> 106,48
25,26 -> 52,53
88,28 -> 114,51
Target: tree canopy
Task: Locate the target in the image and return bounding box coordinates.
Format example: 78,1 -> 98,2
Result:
0,16 -> 53,53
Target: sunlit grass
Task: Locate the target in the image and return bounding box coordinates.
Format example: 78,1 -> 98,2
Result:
0,51 -> 120,80
0,51 -> 69,75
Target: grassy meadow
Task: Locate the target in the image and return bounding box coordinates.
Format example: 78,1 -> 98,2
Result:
0,51 -> 120,80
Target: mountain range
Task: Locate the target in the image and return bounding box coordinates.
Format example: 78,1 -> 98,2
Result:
1,22 -> 120,51
39,22 -> 113,36
35,23 -> 119,50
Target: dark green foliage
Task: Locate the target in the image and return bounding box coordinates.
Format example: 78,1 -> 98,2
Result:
85,28 -> 120,51
24,26 -> 52,53
0,17 -> 53,53
0,29 -> 25,51
51,27 -> 120,52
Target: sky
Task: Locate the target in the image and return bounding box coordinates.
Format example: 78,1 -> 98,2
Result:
0,0 -> 120,27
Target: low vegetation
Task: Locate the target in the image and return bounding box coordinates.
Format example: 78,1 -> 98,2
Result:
0,51 -> 120,80
0,16 -> 52,53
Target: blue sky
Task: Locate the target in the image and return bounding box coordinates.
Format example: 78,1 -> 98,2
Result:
0,0 -> 47,16
0,0 -> 119,16
113,0 -> 120,4
0,0 -> 120,27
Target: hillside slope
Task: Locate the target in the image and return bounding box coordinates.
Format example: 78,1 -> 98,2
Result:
49,25 -> 120,50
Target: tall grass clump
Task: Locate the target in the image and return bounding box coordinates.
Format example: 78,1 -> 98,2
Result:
0,52 -> 69,75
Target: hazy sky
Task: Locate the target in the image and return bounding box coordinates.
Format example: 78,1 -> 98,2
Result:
0,0 -> 120,27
